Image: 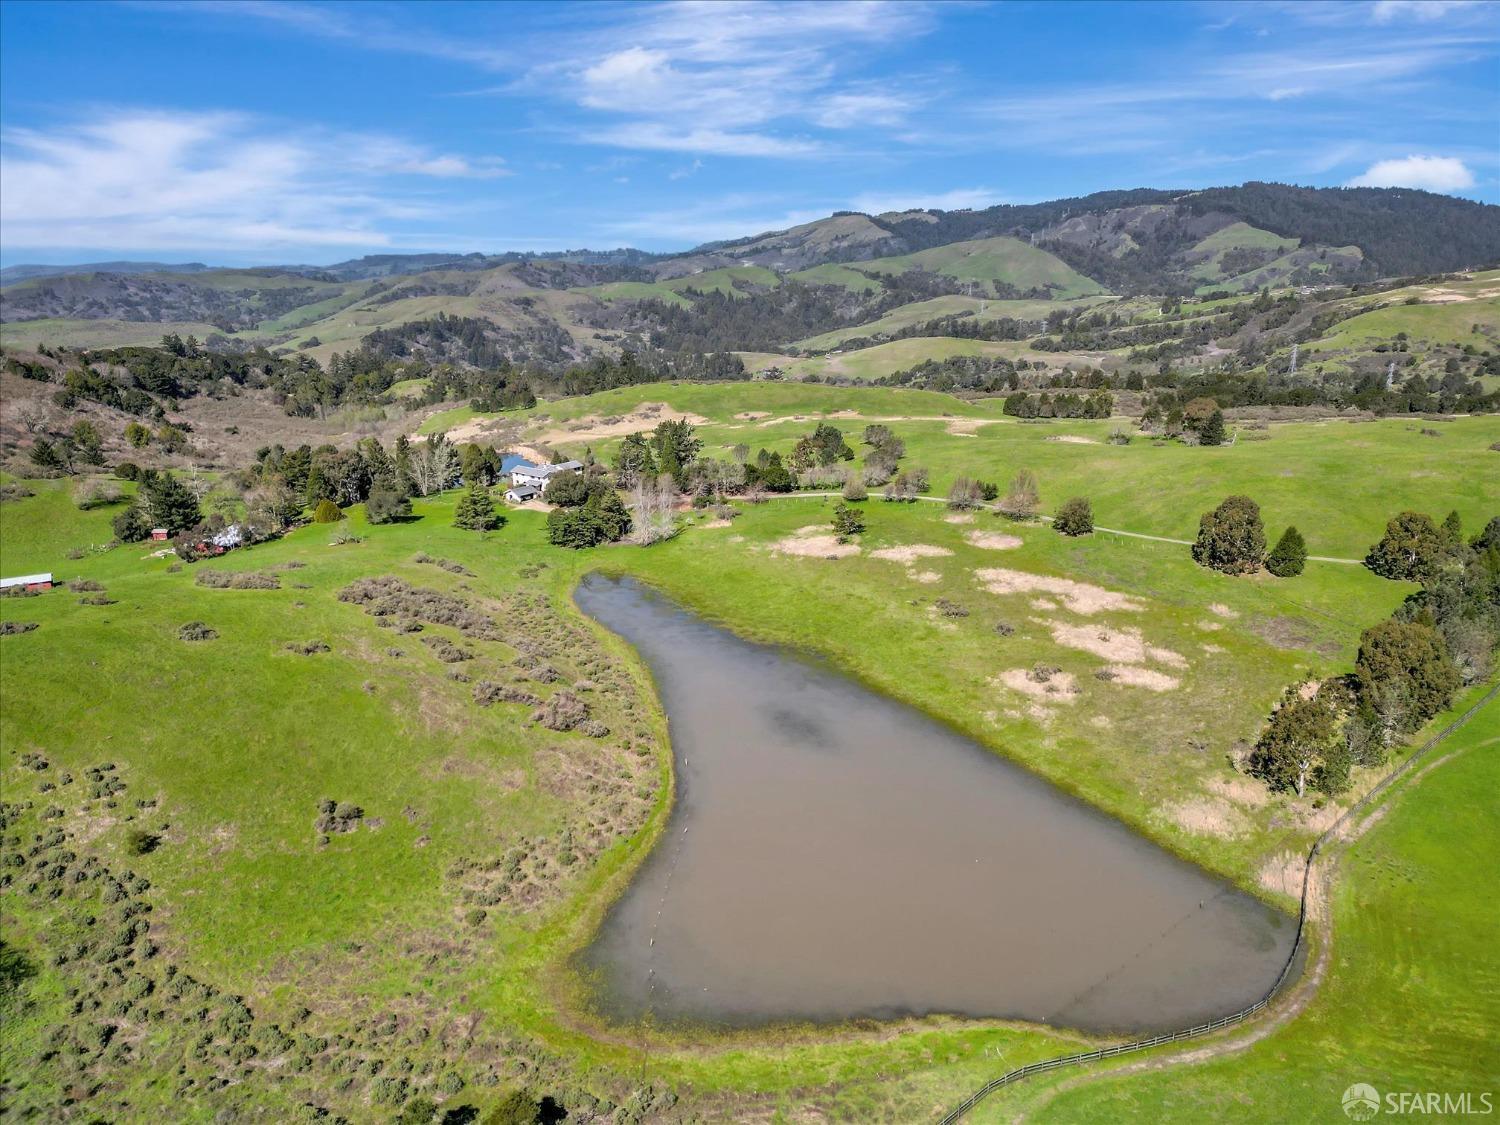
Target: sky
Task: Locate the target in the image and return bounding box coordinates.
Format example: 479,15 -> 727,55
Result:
1,0 -> 1496,266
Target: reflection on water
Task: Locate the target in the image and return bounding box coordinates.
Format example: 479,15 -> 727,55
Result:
577,573 -> 1294,1032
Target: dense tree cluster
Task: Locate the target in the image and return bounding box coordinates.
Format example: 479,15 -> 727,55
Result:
1249,509 -> 1498,796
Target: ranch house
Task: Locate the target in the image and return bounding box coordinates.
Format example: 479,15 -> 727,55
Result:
510,460 -> 582,491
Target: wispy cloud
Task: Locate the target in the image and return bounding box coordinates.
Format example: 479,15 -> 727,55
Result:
518,0 -> 936,157
598,191 -> 828,245
849,187 -> 1002,214
1348,154 -> 1476,191
138,0 -> 515,69
0,108 -> 504,252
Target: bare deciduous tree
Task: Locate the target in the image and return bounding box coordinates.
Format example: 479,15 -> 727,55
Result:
628,474 -> 679,546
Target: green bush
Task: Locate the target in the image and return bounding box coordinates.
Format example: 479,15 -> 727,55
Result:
1265,525 -> 1307,577
313,499 -> 344,524
1053,496 -> 1093,536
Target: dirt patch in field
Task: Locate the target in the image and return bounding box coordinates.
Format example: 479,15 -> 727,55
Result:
944,513 -> 975,525
976,568 -> 1144,614
440,415 -> 524,446
1102,664 -> 1181,691
1045,434 -> 1100,445
734,411 -> 771,420
1250,614 -> 1318,650
698,519 -> 733,529
911,570 -> 941,583
965,530 -> 1023,550
1208,602 -> 1239,619
995,667 -> 1080,702
1201,642 -> 1225,654
771,526 -> 860,559
1165,796 -> 1247,838
869,544 -> 954,564
532,403 -> 709,444
1046,621 -> 1185,668
1206,775 -> 1271,808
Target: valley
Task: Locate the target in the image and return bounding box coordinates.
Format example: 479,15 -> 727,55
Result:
2,184 -> 1498,1124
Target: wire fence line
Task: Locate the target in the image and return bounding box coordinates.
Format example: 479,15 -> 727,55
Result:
936,681 -> 1500,1125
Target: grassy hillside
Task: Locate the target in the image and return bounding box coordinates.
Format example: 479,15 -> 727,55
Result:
986,693 -> 1500,1123
2,386 -> 1495,1119
1182,222 -> 1299,283
489,383 -> 1500,559
794,294 -> 1113,351
857,236 -> 1107,299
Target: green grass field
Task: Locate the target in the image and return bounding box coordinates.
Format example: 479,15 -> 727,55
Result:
980,692 -> 1500,1123
3,382 -> 1496,1120
487,383 -> 1500,560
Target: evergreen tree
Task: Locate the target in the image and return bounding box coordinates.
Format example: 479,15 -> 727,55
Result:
1053,496 -> 1094,536
1355,620 -> 1459,732
832,502 -> 865,542
1198,409 -> 1226,446
365,486 -> 411,524
1247,686 -> 1338,797
1364,511 -> 1446,583
140,471 -> 202,533
1265,525 -> 1308,577
312,499 -> 344,523
758,452 -> 795,493
1192,494 -> 1265,574
393,435 -> 418,497
453,479 -> 499,531
1441,509 -> 1463,545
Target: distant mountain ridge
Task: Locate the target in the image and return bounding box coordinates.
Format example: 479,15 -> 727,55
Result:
3,182 -> 1497,365
7,183 -> 1498,291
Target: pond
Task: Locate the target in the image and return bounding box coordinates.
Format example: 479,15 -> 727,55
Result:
576,574 -> 1296,1033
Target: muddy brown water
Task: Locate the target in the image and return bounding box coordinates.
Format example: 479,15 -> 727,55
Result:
576,574 -> 1295,1032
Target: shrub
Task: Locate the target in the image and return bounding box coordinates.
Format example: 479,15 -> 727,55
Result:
124,829 -> 160,856
533,691 -> 589,732
312,499 -> 344,524
74,478 -> 124,510
998,469 -> 1039,519
0,621 -> 39,635
365,487 -> 411,525
178,621 -> 218,641
482,1090 -> 539,1125
1265,525 -> 1307,577
1191,495 -> 1265,574
840,477 -> 867,502
1053,496 -> 1093,536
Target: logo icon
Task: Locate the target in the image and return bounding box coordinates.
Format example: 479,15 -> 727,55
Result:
1343,1084 -> 1381,1121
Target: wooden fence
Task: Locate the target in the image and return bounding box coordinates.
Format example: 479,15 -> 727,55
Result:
937,682 -> 1499,1124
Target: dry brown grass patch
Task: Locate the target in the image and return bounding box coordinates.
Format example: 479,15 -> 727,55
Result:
976,567 -> 1144,614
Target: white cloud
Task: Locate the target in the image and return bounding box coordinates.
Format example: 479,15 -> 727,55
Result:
813,91 -> 918,129
582,123 -> 822,158
0,109 -> 504,252
1347,154 -> 1477,191
524,0 -> 935,157
849,187 -> 1003,214
1371,0 -> 1484,22
599,192 -> 827,244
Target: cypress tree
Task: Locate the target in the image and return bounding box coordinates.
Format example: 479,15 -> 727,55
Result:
1265,525 -> 1307,577
1199,409 -> 1226,446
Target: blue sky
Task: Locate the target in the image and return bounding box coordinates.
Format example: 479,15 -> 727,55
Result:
1,0 -> 1496,266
